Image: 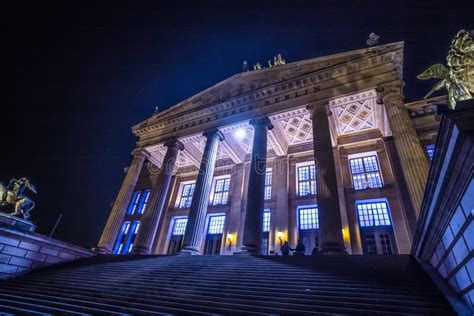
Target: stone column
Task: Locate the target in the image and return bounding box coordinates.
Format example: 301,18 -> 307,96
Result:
181,129 -> 224,255
96,149 -> 147,254
131,140 -> 184,254
241,117 -> 273,255
376,81 -> 429,215
307,102 -> 346,254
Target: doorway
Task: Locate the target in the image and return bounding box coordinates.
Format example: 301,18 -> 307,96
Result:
203,215 -> 225,255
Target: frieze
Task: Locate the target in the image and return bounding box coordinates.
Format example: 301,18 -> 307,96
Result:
134,46 -> 402,140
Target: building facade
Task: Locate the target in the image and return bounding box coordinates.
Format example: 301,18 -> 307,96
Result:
97,42 -> 445,256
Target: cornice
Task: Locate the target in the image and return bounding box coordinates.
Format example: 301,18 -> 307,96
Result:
133,43 -> 404,138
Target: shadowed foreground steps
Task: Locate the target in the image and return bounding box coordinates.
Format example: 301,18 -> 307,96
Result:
0,255 -> 454,315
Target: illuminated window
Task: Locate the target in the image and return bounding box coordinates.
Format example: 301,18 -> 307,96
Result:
179,183 -> 195,208
114,221 -> 130,254
263,210 -> 271,232
207,215 -> 225,234
137,190 -> 151,215
349,155 -> 383,190
171,218 -> 188,236
113,220 -> 140,255
298,207 -> 319,230
126,192 -> 141,215
264,171 -> 272,200
297,164 -> 316,196
425,144 -> 435,160
124,221 -> 140,253
356,201 -> 392,227
212,177 -> 230,205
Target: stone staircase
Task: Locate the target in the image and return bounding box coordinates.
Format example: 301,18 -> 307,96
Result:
0,254 -> 454,315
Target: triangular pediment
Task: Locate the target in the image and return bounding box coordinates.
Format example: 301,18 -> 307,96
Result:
134,42 -> 403,133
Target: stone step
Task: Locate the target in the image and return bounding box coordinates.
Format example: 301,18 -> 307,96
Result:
0,293 -> 112,315
0,285 -> 418,315
3,276 -> 452,313
29,270 -> 440,297
0,255 -> 453,314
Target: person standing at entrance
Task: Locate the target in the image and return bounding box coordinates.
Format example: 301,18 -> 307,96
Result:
295,239 -> 305,256
280,241 -> 293,257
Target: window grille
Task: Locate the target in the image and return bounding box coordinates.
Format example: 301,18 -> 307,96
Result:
297,165 -> 316,196
349,155 -> 383,190
212,178 -> 231,205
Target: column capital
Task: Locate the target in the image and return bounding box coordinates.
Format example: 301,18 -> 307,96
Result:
203,128 -> 225,141
306,101 -> 330,119
376,80 -> 405,104
164,139 -> 185,151
249,116 -> 273,130
131,148 -> 149,160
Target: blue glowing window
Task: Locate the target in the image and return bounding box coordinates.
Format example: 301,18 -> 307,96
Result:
137,190 -> 151,215
263,211 -> 270,232
357,201 -> 392,227
124,221 -> 140,254
207,215 -> 225,234
172,218 -> 188,236
113,221 -> 131,254
298,207 -> 319,230
126,192 -> 142,215
212,178 -> 230,205
179,183 -> 195,208
264,171 -> 272,200
349,155 -> 383,190
425,144 -> 435,160
297,165 -> 316,196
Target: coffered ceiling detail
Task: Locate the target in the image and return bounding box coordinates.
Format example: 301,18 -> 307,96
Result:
278,114 -> 313,145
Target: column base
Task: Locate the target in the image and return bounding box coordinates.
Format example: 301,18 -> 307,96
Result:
318,243 -> 348,255
130,246 -> 151,255
239,245 -> 259,256
179,246 -> 201,255
94,247 -> 112,255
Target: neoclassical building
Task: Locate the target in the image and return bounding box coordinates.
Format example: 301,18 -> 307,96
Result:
97,42 -> 444,257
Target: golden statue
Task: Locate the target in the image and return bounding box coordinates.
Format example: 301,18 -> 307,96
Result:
275,54 -> 286,65
253,54 -> 286,70
418,29 -> 474,109
0,177 -> 37,219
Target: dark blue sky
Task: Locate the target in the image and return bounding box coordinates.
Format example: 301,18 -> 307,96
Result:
2,1 -> 472,248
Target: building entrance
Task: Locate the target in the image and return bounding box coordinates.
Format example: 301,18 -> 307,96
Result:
203,215 -> 225,255
167,217 -> 187,254
360,228 -> 396,255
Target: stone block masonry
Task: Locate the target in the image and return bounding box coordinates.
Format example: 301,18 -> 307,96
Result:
0,227 -> 95,280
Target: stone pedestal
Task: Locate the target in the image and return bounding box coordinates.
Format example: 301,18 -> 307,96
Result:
181,129 -> 224,255
413,99 -> 474,312
132,140 -> 184,254
241,117 -> 273,255
0,227 -> 94,280
0,213 -> 36,233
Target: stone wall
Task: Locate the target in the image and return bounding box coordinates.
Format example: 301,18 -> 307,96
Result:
413,102 -> 474,312
0,227 -> 95,279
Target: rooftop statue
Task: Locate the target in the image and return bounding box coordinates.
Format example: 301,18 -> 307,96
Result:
253,54 -> 286,70
366,32 -> 380,46
418,29 -> 474,109
0,177 -> 37,220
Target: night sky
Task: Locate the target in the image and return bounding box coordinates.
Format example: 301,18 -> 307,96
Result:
2,2 -> 471,248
